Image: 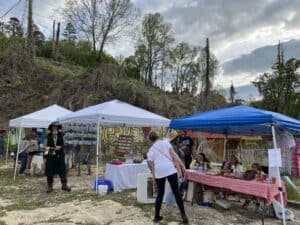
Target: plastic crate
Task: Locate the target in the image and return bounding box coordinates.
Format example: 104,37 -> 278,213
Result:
94,179 -> 113,192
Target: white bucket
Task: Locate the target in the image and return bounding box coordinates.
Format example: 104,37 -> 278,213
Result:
98,185 -> 108,196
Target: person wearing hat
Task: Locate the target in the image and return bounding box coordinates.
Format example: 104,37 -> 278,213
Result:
168,131 -> 185,164
166,131 -> 185,212
179,130 -> 194,169
44,123 -> 71,193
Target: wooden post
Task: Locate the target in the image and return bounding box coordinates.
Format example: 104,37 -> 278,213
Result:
27,0 -> 35,59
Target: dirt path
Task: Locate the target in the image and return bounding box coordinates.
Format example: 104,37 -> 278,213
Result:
0,163 -> 299,225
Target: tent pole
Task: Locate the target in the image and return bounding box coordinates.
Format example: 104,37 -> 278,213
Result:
95,119 -> 100,194
271,125 -> 286,225
5,130 -> 10,164
13,128 -> 22,180
223,135 -> 227,161
99,126 -> 102,171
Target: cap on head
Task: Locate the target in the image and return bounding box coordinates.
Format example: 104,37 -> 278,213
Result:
168,131 -> 179,142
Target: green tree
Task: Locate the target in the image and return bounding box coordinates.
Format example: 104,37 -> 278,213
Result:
253,42 -> 300,117
33,24 -> 45,46
168,42 -> 199,94
137,13 -> 174,86
63,22 -> 77,43
62,0 -> 138,65
5,17 -> 23,37
229,81 -> 237,105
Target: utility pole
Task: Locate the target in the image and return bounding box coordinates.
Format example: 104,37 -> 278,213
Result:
52,20 -> 56,59
55,22 -> 60,60
205,37 -> 210,109
27,0 -> 35,59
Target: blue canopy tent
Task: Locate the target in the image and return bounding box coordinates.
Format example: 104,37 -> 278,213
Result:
170,105 -> 300,136
170,105 -> 300,225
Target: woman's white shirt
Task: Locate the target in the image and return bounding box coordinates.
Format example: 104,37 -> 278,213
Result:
19,140 -> 30,154
147,140 -> 177,179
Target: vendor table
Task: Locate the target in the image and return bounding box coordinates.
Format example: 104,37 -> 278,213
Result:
105,161 -> 150,192
185,170 -> 287,225
185,170 -> 287,205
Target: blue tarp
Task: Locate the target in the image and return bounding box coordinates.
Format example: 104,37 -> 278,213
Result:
170,105 -> 300,136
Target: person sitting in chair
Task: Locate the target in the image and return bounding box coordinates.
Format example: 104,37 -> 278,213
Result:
243,163 -> 265,212
222,154 -> 244,174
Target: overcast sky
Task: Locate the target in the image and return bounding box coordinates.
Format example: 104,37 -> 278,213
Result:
1,0 -> 300,98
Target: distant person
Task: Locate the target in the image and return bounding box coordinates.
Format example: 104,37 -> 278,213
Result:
0,132 -> 4,161
64,138 -> 74,172
168,131 -> 185,163
243,163 -> 265,211
26,129 -> 39,171
147,131 -> 188,224
44,123 -> 71,193
18,135 -> 31,175
222,154 -> 245,174
179,130 -> 194,169
190,153 -> 211,170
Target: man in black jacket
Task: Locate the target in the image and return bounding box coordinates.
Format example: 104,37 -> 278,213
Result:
44,123 -> 71,193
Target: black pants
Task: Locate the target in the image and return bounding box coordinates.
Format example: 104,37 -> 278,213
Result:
47,173 -> 67,186
184,155 -> 192,169
155,173 -> 186,219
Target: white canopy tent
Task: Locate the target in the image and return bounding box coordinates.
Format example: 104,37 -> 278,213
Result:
8,104 -> 72,180
59,99 -> 171,192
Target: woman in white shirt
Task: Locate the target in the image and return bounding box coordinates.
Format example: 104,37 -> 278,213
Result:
222,154 -> 245,174
147,131 -> 188,224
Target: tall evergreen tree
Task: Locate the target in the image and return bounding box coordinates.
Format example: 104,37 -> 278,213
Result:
63,22 -> 77,43
229,81 -> 237,105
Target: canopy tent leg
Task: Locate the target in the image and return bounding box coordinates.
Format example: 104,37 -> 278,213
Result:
271,125 -> 286,225
5,131 -> 10,164
223,136 -> 227,161
13,128 -> 22,180
95,120 -> 100,194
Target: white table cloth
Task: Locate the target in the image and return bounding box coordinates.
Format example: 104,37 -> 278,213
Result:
105,161 -> 150,192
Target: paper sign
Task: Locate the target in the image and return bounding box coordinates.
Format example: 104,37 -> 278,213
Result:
268,148 -> 282,167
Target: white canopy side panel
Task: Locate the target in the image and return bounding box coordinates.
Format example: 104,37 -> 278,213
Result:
9,104 -> 72,128
59,100 -> 170,127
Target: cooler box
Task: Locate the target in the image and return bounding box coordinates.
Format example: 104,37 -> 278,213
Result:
137,173 -> 155,204
137,173 -> 170,204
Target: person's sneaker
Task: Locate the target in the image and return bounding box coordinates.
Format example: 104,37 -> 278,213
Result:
255,203 -> 261,213
62,186 -> 71,192
61,184 -> 71,192
182,215 -> 189,224
153,216 -> 163,223
242,200 -> 250,209
46,187 -> 53,193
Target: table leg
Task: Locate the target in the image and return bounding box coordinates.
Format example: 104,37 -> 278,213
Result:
261,200 -> 266,225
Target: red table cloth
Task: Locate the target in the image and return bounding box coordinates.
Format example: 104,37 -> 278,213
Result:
185,170 -> 287,205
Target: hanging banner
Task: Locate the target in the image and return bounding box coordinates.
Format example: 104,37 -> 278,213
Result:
268,148 -> 282,167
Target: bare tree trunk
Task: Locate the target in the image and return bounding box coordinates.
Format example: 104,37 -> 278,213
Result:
27,0 -> 35,59
91,0 -> 97,52
55,22 -> 61,60
97,16 -> 114,65
52,20 -> 56,59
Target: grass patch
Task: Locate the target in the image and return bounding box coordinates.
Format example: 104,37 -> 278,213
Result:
287,178 -> 300,201
0,221 -> 7,225
42,217 -> 72,223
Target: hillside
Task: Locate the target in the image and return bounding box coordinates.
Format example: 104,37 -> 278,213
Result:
0,57 -> 199,127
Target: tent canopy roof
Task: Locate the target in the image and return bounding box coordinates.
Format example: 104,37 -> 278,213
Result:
9,104 -> 72,128
59,99 -> 170,127
170,105 -> 300,135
